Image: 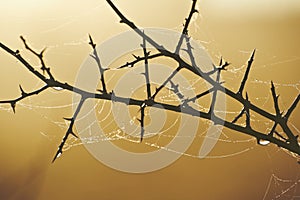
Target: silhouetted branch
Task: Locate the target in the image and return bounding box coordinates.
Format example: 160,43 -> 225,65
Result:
170,80 -> 184,101
232,108 -> 245,124
285,94 -> 300,120
105,1 -> 300,156
274,130 -> 288,141
208,58 -> 228,115
138,103 -> 146,142
152,65 -> 183,100
89,34 -> 108,94
20,36 -> 54,80
118,53 -> 163,69
245,93 -> 251,128
271,81 -> 281,117
141,31 -> 152,99
175,0 -> 198,54
52,97 -> 85,162
0,0 -> 299,163
0,85 -> 49,113
237,49 -> 255,97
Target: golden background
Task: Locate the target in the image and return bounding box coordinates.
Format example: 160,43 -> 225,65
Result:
0,0 -> 299,199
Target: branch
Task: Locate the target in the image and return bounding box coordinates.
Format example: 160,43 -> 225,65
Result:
237,49 -> 255,97
208,57 -> 228,115
52,97 -> 85,162
20,36 -> 54,80
118,53 -> 163,69
0,0 -> 299,163
285,94 -> 300,119
271,81 -> 281,117
151,65 -> 183,100
0,85 -> 49,113
170,80 -> 185,101
141,31 -> 152,99
175,0 -> 198,54
88,34 -> 108,94
138,103 -> 146,142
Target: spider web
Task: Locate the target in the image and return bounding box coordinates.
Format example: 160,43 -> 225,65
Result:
0,1 -> 299,199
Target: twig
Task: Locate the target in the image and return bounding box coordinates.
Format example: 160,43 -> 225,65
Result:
52,97 -> 86,162
20,36 -> 54,80
0,85 -> 49,113
175,0 -> 198,54
0,0 -> 298,162
141,31 -> 152,99
88,34 -> 108,94
237,49 -> 255,97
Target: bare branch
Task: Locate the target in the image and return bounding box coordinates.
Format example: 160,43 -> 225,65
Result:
0,0 -> 298,163
0,85 -> 49,113
118,53 -> 163,69
285,94 -> 300,119
141,31 -> 152,99
151,65 -> 183,100
237,49 -> 255,97
170,80 -> 185,101
20,36 -> 54,80
231,108 -> 245,124
52,97 -> 85,162
88,34 -> 108,94
175,0 -> 198,54
138,104 -> 146,142
270,81 -> 281,117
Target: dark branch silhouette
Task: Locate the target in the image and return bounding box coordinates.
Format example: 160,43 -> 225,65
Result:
52,97 -> 85,162
0,0 -> 299,163
89,34 -> 108,94
237,49 -> 255,97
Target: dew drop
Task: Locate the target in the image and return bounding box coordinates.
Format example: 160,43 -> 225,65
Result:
130,119 -> 134,125
258,139 -> 270,146
57,152 -> 62,158
52,86 -> 63,91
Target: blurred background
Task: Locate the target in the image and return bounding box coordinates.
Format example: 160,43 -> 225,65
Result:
0,0 -> 299,199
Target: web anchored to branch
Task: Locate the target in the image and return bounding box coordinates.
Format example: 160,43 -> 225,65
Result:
0,0 -> 299,164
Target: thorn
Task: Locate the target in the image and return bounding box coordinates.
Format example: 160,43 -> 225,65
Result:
271,80 -> 275,90
219,57 -> 223,66
90,54 -> 96,60
250,49 -> 256,61
70,132 -> 78,138
132,54 -> 139,60
63,117 -> 73,121
20,35 -> 26,44
40,47 -> 46,56
88,34 -> 96,49
52,150 -> 62,163
11,102 -> 16,113
19,84 -> 26,96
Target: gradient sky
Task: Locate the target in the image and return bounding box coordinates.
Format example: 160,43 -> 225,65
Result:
0,0 -> 299,199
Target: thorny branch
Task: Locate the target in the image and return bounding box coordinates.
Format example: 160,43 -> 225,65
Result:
0,0 -> 299,162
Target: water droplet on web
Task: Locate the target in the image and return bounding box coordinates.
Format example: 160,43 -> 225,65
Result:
57,152 -> 62,158
52,86 -> 64,91
258,139 -> 270,146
